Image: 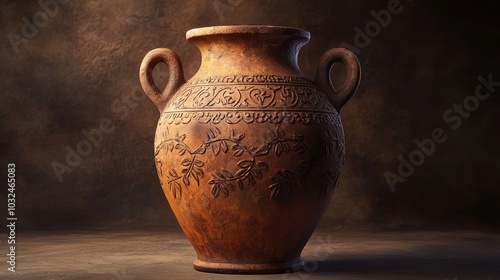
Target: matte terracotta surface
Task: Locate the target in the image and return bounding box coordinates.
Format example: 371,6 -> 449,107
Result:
139,25 -> 360,273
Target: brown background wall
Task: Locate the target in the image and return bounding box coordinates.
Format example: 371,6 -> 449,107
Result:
1,0 -> 499,231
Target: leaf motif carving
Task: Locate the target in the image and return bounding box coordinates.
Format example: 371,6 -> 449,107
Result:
211,184 -> 220,197
220,185 -> 229,197
257,162 -> 268,170
221,141 -> 229,153
276,127 -> 285,138
238,160 -> 253,169
222,170 -> 233,179
234,148 -> 244,157
275,143 -> 283,157
193,159 -> 204,167
160,126 -> 318,199
270,184 -> 280,198
212,142 -> 221,155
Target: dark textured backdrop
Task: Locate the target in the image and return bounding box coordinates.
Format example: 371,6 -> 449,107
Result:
1,0 -> 499,231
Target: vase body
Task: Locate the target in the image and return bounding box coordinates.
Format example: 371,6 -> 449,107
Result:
140,25 -> 360,274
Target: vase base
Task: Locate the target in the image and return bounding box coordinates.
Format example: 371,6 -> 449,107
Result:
193,259 -> 304,274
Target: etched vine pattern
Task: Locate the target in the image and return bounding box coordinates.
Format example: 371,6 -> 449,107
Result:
155,127 -> 316,199
154,129 -> 207,198
320,130 -> 345,195
266,127 -> 312,199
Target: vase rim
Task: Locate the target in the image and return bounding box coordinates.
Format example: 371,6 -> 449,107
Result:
186,25 -> 310,40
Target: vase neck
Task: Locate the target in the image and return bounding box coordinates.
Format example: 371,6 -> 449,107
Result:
187,27 -> 310,77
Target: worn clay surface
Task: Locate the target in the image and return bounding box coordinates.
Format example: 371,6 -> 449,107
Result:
140,25 -> 360,272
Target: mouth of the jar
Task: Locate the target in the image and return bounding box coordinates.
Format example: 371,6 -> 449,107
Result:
186,25 -> 311,41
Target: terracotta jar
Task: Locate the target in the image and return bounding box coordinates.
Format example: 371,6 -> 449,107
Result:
139,25 -> 360,274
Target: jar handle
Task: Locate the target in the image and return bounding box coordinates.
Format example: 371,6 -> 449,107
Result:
139,48 -> 185,112
314,48 -> 361,111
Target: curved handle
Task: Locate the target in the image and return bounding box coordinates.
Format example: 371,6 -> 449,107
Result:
314,48 -> 361,112
139,48 -> 185,112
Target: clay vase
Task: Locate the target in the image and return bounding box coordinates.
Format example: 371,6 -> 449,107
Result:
139,25 -> 360,274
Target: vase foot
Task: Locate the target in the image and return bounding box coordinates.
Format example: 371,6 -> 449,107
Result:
193,259 -> 304,274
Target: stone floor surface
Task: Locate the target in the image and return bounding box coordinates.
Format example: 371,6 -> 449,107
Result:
1,228 -> 499,279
